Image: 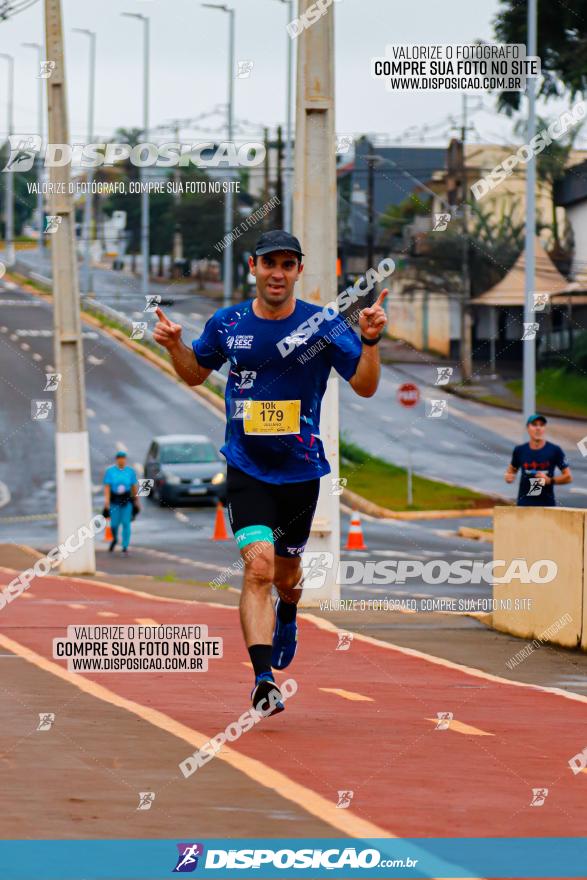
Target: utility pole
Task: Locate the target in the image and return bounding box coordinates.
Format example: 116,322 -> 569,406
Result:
460,93 -> 473,381
72,28 -> 96,296
223,6 -> 235,307
122,12 -> 150,300
172,121 -> 184,266
263,126 -> 270,227
203,4 -> 235,308
275,124 -> 284,227
22,42 -> 45,252
273,0 -> 294,231
44,0 -> 95,574
0,53 -> 15,267
523,0 -> 537,422
294,0 -> 339,605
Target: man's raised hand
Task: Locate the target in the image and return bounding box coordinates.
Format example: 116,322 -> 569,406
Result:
359,288 -> 388,340
153,307 -> 182,350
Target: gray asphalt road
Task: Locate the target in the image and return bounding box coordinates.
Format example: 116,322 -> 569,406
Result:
0,275 -> 494,608
12,248 -> 586,507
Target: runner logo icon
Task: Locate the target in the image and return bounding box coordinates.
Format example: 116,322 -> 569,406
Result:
173,843 -> 204,872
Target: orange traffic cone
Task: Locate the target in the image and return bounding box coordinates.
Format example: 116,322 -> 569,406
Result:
212,501 -> 229,541
104,523 -> 113,543
345,511 -> 367,550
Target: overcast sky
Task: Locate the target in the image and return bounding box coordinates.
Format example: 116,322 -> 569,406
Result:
0,0 -> 584,150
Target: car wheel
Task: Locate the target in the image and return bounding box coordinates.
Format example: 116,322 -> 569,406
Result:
153,482 -> 165,507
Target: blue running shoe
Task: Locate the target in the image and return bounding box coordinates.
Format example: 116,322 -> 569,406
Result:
272,598 -> 298,670
251,672 -> 284,716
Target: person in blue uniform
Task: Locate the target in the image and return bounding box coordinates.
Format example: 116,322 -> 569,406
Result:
103,451 -> 140,554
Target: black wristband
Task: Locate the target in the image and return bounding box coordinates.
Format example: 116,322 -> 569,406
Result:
361,334 -> 382,346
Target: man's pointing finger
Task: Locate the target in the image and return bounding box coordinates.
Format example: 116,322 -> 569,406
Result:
375,288 -> 389,307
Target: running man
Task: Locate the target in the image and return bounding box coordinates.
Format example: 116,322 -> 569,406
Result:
153,230 -> 387,713
103,451 -> 140,554
505,414 -> 572,506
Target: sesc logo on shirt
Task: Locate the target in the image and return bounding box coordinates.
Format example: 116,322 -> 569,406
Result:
227,335 -> 254,350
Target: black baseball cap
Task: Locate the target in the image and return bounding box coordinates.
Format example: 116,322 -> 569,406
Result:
526,413 -> 547,425
254,230 -> 304,259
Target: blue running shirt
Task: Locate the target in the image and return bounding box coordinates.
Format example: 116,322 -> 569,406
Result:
511,441 -> 569,506
103,465 -> 137,503
193,299 -> 362,484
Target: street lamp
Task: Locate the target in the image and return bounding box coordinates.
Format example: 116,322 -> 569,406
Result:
72,28 -> 96,295
121,12 -> 150,299
203,3 -> 235,308
22,42 -> 45,251
0,53 -> 14,266
273,0 -> 294,232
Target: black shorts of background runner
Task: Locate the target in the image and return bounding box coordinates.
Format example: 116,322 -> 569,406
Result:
226,465 -> 320,558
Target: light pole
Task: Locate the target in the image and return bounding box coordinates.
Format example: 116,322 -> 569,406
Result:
72,28 -> 96,295
523,0 -> 537,423
203,3 -> 235,308
22,42 -> 45,252
0,53 -> 15,266
274,0 -> 294,231
122,12 -> 150,300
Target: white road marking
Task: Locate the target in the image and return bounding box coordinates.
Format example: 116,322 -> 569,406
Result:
133,462 -> 144,476
32,353 -> 42,361
441,440 -> 456,449
9,333 -> 17,341
175,511 -> 189,523
99,424 -> 111,434
382,415 -> 394,423
411,427 -> 424,437
20,342 -> 30,351
86,408 -> 96,418
115,440 -> 127,451
349,403 -> 364,411
570,487 -> 587,495
138,547 -> 226,573
371,550 -> 426,559
87,354 -> 104,366
0,326 -> 7,332
45,364 -> 54,372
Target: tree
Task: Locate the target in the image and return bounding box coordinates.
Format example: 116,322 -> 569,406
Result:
494,0 -> 587,113
379,192 -> 431,240
419,201 -> 526,296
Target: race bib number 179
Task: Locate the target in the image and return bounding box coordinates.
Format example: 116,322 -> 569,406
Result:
243,400 -> 301,435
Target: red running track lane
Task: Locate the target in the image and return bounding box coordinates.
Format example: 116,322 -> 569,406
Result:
1,569 -> 586,840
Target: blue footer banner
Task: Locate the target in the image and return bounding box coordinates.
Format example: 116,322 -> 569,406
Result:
0,838 -> 586,878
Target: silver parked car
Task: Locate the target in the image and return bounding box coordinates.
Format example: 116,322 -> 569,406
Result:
144,434 -> 226,506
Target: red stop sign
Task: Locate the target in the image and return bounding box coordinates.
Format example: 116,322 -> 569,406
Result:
397,382 -> 420,408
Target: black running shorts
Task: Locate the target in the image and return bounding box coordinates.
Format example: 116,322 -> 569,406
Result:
226,465 -> 320,557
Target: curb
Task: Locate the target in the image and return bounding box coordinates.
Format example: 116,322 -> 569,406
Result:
341,487 -> 496,521
457,526 -> 494,543
446,384 -> 587,423
6,271 -> 227,417
379,347 -> 587,424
